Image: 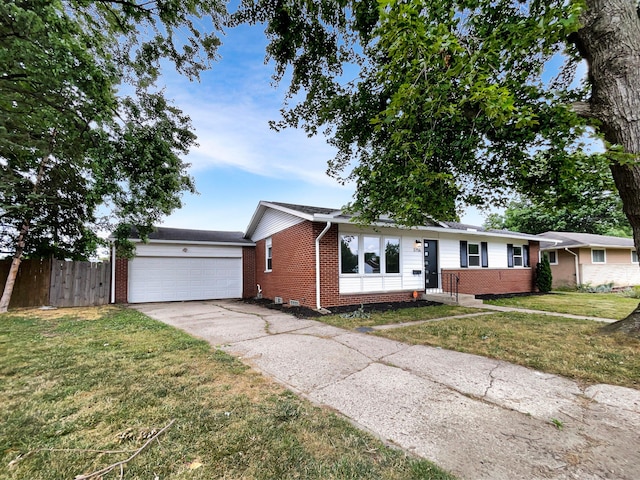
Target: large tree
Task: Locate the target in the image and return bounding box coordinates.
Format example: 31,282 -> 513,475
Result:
232,0 -> 640,335
0,0 -> 224,311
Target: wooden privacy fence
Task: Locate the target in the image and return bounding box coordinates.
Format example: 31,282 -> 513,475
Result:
0,259 -> 111,309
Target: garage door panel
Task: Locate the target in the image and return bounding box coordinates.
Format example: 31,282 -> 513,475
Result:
129,257 -> 242,303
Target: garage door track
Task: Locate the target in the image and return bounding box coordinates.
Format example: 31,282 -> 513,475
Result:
134,300 -> 640,480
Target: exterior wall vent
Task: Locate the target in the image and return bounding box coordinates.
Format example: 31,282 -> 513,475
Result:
274,296 -> 283,304
289,299 -> 300,307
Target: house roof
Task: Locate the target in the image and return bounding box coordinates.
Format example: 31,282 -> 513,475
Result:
539,231 -> 635,250
245,201 -> 543,241
126,226 -> 255,246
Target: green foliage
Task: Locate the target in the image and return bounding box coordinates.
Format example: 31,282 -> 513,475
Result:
484,196 -> 631,237
536,256 -> 553,293
0,0 -> 225,259
233,0 -> 590,225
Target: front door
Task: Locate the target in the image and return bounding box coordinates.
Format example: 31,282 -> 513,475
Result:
424,239 -> 439,289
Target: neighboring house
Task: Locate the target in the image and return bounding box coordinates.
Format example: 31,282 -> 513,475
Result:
538,231 -> 640,289
112,227 -> 255,303
244,201 -> 542,309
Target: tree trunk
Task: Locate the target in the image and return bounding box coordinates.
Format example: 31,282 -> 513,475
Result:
0,131 -> 54,313
0,221 -> 29,313
575,0 -> 640,335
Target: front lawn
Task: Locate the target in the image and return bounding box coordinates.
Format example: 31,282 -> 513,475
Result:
483,291 -> 638,319
320,304 -> 482,330
373,312 -> 640,389
0,307 -> 453,480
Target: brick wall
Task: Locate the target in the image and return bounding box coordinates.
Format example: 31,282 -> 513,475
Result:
255,221 -> 319,308
242,246 -> 256,298
255,222 -> 420,309
114,258 -> 128,303
443,268 -> 535,295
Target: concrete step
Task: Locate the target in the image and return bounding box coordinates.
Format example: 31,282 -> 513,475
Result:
423,292 -> 485,307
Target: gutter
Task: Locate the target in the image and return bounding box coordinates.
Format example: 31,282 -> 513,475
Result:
315,222 -> 332,310
564,248 -> 580,286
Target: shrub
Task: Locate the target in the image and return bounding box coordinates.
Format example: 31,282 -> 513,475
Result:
536,255 -> 553,293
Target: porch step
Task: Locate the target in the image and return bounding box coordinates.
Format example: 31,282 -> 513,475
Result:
423,293 -> 485,308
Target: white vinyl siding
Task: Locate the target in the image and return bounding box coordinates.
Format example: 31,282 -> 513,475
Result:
251,209 -> 304,242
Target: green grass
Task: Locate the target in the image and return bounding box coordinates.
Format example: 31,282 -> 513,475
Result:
373,312 -> 640,389
483,291 -> 638,319
320,305 -> 482,330
0,307 -> 453,480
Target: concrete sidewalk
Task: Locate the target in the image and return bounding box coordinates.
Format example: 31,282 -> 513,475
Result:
134,300 -> 640,480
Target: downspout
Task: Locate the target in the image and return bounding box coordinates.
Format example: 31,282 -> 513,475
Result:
110,242 -> 116,304
564,248 -> 580,286
315,222 -> 332,310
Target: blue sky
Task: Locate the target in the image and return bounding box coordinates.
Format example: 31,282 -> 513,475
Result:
157,20 -> 490,233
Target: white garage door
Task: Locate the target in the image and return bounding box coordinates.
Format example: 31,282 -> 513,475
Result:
128,257 -> 242,303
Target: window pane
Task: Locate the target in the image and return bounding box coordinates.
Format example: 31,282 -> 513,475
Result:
364,236 -> 380,274
341,235 -> 359,274
633,251 -> 638,263
548,251 -> 557,264
468,255 -> 480,267
513,246 -> 522,256
468,243 -> 479,255
592,249 -> 605,263
514,257 -> 523,266
385,238 -> 400,274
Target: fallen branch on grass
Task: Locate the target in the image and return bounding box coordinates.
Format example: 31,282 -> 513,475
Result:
73,419 -> 176,480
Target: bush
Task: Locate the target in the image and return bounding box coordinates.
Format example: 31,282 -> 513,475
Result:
536,255 -> 553,293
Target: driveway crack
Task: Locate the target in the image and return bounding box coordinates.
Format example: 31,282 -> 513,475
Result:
484,363 -> 500,398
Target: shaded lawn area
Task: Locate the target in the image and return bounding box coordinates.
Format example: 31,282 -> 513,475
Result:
483,291 -> 638,319
373,312 -> 640,389
0,307 -> 453,480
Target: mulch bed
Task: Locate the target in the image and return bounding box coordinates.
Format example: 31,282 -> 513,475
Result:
241,297 -> 441,319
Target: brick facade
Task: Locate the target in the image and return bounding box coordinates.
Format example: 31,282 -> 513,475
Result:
254,221 -> 319,307
444,241 -> 540,295
242,246 -> 257,298
114,258 -> 128,303
252,222 -> 420,309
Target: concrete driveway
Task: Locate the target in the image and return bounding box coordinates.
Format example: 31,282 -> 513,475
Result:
134,300 -> 640,480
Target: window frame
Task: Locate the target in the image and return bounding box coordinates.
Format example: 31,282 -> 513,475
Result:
591,248 -> 606,264
546,250 -> 558,265
467,242 -> 481,267
632,250 -> 638,264
340,234 -> 402,276
265,237 -> 273,272
513,246 -> 523,267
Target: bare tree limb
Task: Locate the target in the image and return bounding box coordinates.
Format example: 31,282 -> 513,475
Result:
73,419 -> 175,480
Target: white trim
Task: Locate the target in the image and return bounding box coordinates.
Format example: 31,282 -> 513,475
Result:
547,250 -> 558,265
265,237 -> 273,272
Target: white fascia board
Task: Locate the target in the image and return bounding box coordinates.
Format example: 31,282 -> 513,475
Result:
128,239 -> 255,247
321,216 -> 546,241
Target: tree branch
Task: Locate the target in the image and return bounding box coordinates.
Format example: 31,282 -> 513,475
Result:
73,419 -> 175,480
572,100 -> 593,119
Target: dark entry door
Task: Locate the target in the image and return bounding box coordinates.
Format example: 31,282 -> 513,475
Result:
424,240 -> 439,289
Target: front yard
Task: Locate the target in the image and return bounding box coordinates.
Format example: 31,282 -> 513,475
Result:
482,291 -> 639,319
0,307 -> 452,480
320,292 -> 640,389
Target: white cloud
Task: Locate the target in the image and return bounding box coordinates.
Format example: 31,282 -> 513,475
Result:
181,97 -> 343,186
